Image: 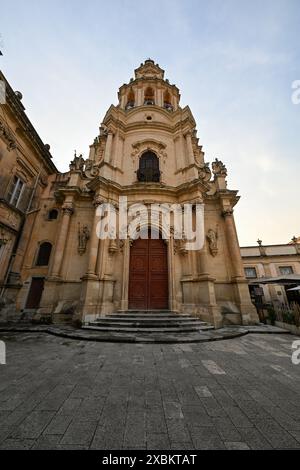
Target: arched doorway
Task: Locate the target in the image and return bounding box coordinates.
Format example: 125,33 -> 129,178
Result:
128,234 -> 168,310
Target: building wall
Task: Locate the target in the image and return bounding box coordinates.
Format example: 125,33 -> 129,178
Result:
241,243 -> 300,307
0,71 -> 57,317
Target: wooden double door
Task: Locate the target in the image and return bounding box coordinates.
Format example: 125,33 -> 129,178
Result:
128,236 -> 168,310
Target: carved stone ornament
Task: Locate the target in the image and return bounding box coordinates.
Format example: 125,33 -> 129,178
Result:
131,139 -> 167,164
78,223 -> 90,255
93,195 -> 106,207
0,120 -> 17,150
174,232 -> 187,256
212,158 -> 227,177
222,209 -> 233,218
206,227 -> 218,257
198,162 -> 212,182
62,202 -> 74,215
0,229 -> 10,246
108,238 -> 119,255
108,234 -> 125,255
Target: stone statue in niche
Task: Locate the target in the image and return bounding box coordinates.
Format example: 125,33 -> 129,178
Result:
78,223 -> 90,255
207,227 -> 218,257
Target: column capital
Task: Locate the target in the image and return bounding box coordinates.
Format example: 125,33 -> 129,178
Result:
222,208 -> 234,218
62,203 -> 74,216
93,195 -> 106,207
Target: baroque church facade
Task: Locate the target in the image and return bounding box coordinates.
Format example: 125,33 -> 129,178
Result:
0,60 -> 259,327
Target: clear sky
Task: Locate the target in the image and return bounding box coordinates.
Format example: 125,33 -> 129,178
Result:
1,0 -> 299,246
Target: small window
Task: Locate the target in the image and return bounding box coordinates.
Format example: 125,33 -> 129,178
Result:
6,175 -> 25,208
244,267 -> 257,279
279,266 -> 294,275
137,151 -> 160,182
36,242 -> 52,266
48,209 -> 58,220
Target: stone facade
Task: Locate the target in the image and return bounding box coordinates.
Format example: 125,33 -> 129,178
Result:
0,71 -> 57,320
0,60 -> 259,327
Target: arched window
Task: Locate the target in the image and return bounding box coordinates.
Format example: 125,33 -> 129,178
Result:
144,87 -> 155,105
137,151 -> 160,182
163,90 -> 173,111
36,242 -> 52,266
125,89 -> 135,110
48,209 -> 58,220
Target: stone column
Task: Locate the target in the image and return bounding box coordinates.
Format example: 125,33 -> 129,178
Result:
137,87 -> 143,106
51,201 -> 74,278
120,238 -> 130,311
185,132 -> 195,166
104,131 -> 113,164
175,135 -> 186,172
222,208 -> 259,325
114,133 -> 124,171
223,209 -> 244,279
156,87 -> 163,107
199,246 -> 210,276
85,197 -> 102,279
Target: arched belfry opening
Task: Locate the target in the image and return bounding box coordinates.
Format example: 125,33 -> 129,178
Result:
163,90 -> 173,110
125,89 -> 135,110
137,151 -> 160,182
144,87 -> 155,105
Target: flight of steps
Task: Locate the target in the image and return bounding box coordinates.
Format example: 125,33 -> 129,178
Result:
83,310 -> 214,334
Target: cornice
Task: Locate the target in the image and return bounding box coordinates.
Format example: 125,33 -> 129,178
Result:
0,70 -> 58,174
118,77 -> 180,95
102,106 -> 196,135
87,175 -> 209,198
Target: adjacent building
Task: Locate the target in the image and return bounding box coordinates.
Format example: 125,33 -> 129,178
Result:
241,238 -> 300,313
0,71 -> 57,319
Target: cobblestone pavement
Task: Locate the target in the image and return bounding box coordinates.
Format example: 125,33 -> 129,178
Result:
0,332 -> 299,450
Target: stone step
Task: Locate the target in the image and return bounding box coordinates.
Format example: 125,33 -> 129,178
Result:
91,320 -> 208,328
107,313 -> 193,319
117,310 -> 172,314
100,316 -> 206,322
83,324 -> 215,333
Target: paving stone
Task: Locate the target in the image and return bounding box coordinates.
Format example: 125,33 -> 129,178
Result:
32,435 -> 61,450
146,433 -> 170,450
1,331 -> 299,450
189,427 -> 225,450
10,411 -> 54,439
60,420 -> 98,446
0,438 -> 34,449
224,441 -> 250,450
44,414 -> 73,435
237,427 -> 273,449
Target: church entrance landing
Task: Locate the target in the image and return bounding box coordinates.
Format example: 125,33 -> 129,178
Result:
128,235 -> 168,310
